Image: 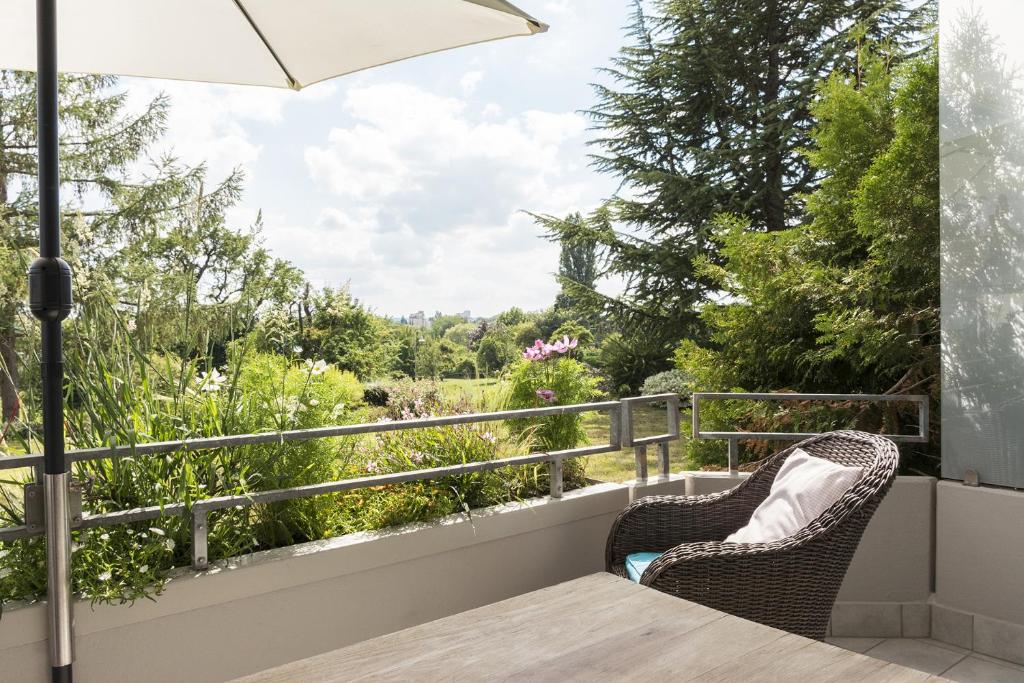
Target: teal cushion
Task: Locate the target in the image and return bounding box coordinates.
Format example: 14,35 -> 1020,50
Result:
625,552 -> 662,583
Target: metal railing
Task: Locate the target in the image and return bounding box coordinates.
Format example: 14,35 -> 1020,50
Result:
0,394 -> 683,569
692,392 -> 930,474
1,390 -> 926,570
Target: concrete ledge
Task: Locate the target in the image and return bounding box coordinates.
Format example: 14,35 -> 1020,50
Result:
935,481 -> 1024,626
838,476 -> 936,603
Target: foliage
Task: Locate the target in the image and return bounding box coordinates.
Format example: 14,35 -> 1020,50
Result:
297,288 -> 399,381
428,314 -> 466,339
597,332 -> 674,397
550,321 -> 594,350
475,332 -> 517,376
1,297 -> 366,604
640,369 -> 692,400
443,322 -> 477,348
494,307 -> 528,327
540,0 -> 935,350
1,71 -> 174,422
676,46 -> 939,473
505,338 -> 595,453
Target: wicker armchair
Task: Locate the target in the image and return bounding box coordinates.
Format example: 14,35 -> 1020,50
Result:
605,430 -> 899,640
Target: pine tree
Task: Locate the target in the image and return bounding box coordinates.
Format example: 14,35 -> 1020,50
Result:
0,72 -> 178,422
545,0 -> 934,350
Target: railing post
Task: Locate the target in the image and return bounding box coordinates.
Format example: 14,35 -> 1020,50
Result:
657,442 -> 670,477
548,458 -> 563,499
608,403 -> 622,449
728,437 -> 739,475
191,507 -> 209,570
634,444 -> 648,482
661,394 -> 680,478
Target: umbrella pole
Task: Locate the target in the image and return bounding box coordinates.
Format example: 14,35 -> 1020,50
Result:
29,0 -> 75,681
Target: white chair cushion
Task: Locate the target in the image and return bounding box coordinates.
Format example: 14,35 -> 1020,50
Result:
724,448 -> 862,544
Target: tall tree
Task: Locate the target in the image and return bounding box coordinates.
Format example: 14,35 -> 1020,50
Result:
544,0 -> 933,347
678,44 -> 939,472
0,71 -> 181,423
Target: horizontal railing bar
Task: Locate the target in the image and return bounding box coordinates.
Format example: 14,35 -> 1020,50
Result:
2,503 -> 189,541
0,524 -> 32,542
196,444 -> 616,513
631,434 -> 678,446
693,392 -> 927,402
696,431 -> 927,443
78,503 -> 188,529
620,393 -> 681,403
0,400 -> 622,471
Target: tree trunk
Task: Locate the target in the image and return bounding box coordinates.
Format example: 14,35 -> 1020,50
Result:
762,0 -> 787,232
0,310 -> 18,425
0,169 -> 19,425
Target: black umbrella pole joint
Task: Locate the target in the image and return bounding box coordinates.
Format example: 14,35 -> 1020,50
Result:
29,0 -> 75,681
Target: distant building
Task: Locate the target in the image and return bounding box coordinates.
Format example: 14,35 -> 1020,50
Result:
460,310 -> 471,321
409,311 -> 427,329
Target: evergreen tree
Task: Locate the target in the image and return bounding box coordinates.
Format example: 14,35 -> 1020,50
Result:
677,44 -> 939,473
544,0 -> 934,348
0,72 -> 183,422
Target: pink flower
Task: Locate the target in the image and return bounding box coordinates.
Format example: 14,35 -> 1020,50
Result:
536,389 -> 556,403
550,335 -> 579,354
523,339 -> 553,361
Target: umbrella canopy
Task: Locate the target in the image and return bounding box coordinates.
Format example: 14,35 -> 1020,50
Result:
0,0 -> 546,89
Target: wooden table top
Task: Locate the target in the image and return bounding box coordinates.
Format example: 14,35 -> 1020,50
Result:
233,572 -> 942,682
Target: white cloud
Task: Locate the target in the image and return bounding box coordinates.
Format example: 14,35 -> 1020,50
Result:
123,78 -> 336,182
459,69 -> 486,95
291,81 -> 603,315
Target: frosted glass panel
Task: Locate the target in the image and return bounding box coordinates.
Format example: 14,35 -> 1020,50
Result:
941,0 -> 1024,487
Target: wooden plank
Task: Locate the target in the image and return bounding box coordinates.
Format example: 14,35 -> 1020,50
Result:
232,573 -> 944,683
234,574 -> 640,682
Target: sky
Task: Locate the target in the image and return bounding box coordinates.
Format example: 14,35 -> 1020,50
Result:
120,0 -> 634,320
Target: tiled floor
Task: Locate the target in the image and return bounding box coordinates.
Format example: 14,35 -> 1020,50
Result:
826,637 -> 1024,681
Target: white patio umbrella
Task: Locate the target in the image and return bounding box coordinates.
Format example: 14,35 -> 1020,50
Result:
0,2 -> 545,681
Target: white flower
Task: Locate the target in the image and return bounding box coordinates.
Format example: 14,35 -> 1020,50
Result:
308,398 -> 319,407
70,543 -> 82,554
139,565 -> 149,573
304,358 -> 329,376
149,528 -> 166,536
98,570 -> 112,581
292,345 -> 303,354
163,538 -> 176,552
197,368 -> 227,393
330,403 -> 346,420
100,533 -> 110,541
0,549 -> 8,559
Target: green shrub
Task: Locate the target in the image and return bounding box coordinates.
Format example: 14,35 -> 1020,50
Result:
596,332 -> 673,396
640,369 -> 692,401
505,337 -> 595,452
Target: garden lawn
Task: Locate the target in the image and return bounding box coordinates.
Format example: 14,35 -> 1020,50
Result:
439,377 -> 506,410
582,405 -> 690,482
440,378 -> 689,483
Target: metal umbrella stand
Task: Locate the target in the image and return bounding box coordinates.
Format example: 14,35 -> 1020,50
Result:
29,1 -> 74,680
4,1 -> 547,680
